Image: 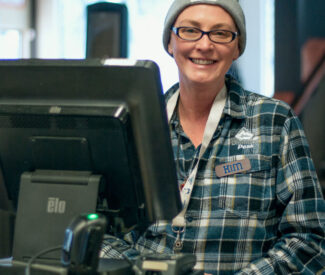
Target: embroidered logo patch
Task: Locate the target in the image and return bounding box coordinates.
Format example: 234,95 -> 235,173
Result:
233,128 -> 258,150
215,158 -> 251,177
235,128 -> 255,141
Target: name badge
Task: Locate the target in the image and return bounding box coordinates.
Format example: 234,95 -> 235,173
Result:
215,158 -> 251,177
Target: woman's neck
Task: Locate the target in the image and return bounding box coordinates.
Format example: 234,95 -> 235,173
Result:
177,81 -> 225,147
178,80 -> 224,120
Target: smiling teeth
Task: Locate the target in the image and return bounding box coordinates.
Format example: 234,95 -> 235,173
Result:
192,59 -> 215,65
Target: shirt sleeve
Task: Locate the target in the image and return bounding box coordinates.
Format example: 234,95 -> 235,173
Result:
237,109 -> 325,275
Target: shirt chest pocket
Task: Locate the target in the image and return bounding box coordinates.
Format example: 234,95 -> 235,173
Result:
215,154 -> 275,218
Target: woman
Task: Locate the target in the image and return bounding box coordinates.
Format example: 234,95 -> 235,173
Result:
103,1 -> 325,274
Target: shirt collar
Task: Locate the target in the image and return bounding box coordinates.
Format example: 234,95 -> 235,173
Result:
223,75 -> 247,120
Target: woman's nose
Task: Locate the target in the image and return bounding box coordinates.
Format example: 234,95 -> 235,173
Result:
195,33 -> 214,50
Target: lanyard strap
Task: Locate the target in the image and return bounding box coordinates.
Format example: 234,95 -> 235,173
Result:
167,85 -> 227,227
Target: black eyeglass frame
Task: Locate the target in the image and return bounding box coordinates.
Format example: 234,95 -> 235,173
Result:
171,26 -> 238,44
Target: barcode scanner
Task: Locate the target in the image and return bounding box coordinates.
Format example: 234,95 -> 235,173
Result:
61,213 -> 107,274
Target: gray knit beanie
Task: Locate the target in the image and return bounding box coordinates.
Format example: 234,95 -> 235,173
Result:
163,0 -> 246,56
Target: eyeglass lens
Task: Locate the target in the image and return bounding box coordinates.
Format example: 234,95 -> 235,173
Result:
177,27 -> 236,43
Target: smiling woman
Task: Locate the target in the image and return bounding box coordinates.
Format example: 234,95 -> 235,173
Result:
99,1 -> 325,274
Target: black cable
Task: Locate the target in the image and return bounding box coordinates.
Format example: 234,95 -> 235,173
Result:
25,245 -> 62,275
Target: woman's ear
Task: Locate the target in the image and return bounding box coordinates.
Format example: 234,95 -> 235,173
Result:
168,41 -> 174,56
168,43 -> 173,56
233,45 -> 240,61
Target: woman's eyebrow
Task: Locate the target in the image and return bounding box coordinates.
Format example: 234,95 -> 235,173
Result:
176,19 -> 201,27
176,20 -> 236,30
211,23 -> 236,30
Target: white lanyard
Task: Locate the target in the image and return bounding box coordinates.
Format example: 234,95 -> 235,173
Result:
167,85 -> 227,228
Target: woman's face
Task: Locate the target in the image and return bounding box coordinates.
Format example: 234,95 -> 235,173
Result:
168,4 -> 240,89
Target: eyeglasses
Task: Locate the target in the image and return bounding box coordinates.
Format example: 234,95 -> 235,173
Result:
171,26 -> 238,44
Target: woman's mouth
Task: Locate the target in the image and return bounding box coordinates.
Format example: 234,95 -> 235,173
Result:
190,58 -> 216,65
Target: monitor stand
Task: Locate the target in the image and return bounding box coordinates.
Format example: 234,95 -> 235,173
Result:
12,170 -> 101,263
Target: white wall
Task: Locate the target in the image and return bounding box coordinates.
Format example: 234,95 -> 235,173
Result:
0,1 -> 29,29
236,0 -> 274,97
0,0 -> 32,58
35,0 -> 87,59
35,0 -> 61,58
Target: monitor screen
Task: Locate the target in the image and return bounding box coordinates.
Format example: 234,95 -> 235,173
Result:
0,59 -> 182,235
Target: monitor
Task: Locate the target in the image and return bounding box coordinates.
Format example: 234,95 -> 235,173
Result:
86,2 -> 128,58
0,59 -> 182,236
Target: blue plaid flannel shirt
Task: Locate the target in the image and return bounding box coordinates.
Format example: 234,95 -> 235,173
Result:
101,75 -> 325,274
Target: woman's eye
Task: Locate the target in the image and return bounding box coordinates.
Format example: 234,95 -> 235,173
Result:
214,31 -> 226,36
185,28 -> 197,33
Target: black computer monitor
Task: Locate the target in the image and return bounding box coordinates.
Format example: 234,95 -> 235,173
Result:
0,59 -> 182,235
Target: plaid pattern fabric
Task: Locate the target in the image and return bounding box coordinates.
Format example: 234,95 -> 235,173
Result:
134,75 -> 325,274
101,75 -> 325,274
